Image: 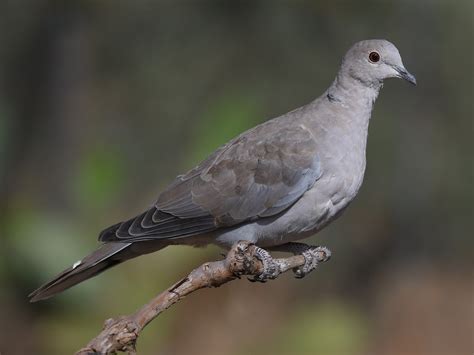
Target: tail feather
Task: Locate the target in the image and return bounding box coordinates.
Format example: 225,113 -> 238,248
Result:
29,242 -> 132,302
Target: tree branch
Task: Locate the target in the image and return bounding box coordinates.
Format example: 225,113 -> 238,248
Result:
75,241 -> 331,355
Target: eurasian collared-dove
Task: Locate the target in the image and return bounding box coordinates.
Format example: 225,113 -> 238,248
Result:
30,39 -> 416,302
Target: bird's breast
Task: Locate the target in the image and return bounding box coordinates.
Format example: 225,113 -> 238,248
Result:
287,120 -> 369,235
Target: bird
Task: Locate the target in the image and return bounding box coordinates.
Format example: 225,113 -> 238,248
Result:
29,39 -> 416,302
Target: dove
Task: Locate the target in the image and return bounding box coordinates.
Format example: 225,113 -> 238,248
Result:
30,39 -> 415,302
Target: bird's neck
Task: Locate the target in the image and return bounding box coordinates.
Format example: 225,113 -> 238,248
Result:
316,72 -> 383,167
326,72 -> 382,127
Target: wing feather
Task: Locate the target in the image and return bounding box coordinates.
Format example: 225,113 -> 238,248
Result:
100,115 -> 322,242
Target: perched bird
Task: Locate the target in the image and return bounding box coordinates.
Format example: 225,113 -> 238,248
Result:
30,39 -> 416,302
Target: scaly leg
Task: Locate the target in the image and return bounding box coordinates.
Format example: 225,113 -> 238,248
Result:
268,242 -> 331,278
248,242 -> 331,282
248,246 -> 285,282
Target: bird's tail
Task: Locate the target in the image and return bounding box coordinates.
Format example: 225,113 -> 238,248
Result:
29,240 -> 166,302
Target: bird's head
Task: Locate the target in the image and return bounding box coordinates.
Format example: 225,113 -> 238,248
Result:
341,39 -> 416,87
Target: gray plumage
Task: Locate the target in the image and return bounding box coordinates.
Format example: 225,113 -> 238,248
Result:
30,39 -> 415,302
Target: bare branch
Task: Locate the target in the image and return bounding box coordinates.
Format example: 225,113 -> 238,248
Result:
75,241 -> 331,355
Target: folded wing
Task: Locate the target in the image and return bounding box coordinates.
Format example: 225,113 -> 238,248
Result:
100,120 -> 322,242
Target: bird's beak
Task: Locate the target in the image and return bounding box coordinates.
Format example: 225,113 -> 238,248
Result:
395,66 -> 417,86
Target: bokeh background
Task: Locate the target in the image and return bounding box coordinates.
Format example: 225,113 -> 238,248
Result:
1,1 -> 472,354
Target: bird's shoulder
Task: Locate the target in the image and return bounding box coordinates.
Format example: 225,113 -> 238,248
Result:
99,102 -> 323,242
157,104 -> 322,224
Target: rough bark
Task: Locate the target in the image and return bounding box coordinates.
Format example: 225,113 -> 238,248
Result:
76,241 -> 331,354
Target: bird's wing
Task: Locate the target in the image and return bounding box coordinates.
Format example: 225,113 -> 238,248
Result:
100,118 -> 322,242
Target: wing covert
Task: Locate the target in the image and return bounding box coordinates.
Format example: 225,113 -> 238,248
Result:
101,120 -> 322,242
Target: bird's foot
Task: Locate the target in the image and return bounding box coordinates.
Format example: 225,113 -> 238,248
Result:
248,246 -> 282,283
293,246 -> 331,278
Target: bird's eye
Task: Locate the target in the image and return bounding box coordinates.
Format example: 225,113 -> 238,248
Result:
369,51 -> 380,63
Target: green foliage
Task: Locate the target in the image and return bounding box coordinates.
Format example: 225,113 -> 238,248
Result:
72,146 -> 125,212
240,299 -> 369,355
5,208 -> 86,276
274,301 -> 369,355
188,94 -> 261,165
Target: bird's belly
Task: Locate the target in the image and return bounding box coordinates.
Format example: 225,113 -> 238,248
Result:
254,181 -> 353,246
214,167 -> 364,249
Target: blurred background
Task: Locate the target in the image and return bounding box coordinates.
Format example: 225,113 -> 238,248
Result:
0,1 -> 472,354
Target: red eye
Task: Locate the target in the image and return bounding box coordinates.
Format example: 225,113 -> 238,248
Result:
369,51 -> 380,63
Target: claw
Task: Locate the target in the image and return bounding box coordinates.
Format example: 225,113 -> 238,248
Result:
293,246 -> 331,278
294,268 -> 305,279
248,246 -> 280,282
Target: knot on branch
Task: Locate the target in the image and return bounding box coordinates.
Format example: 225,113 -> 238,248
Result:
76,241 -> 332,354
77,317 -> 139,354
